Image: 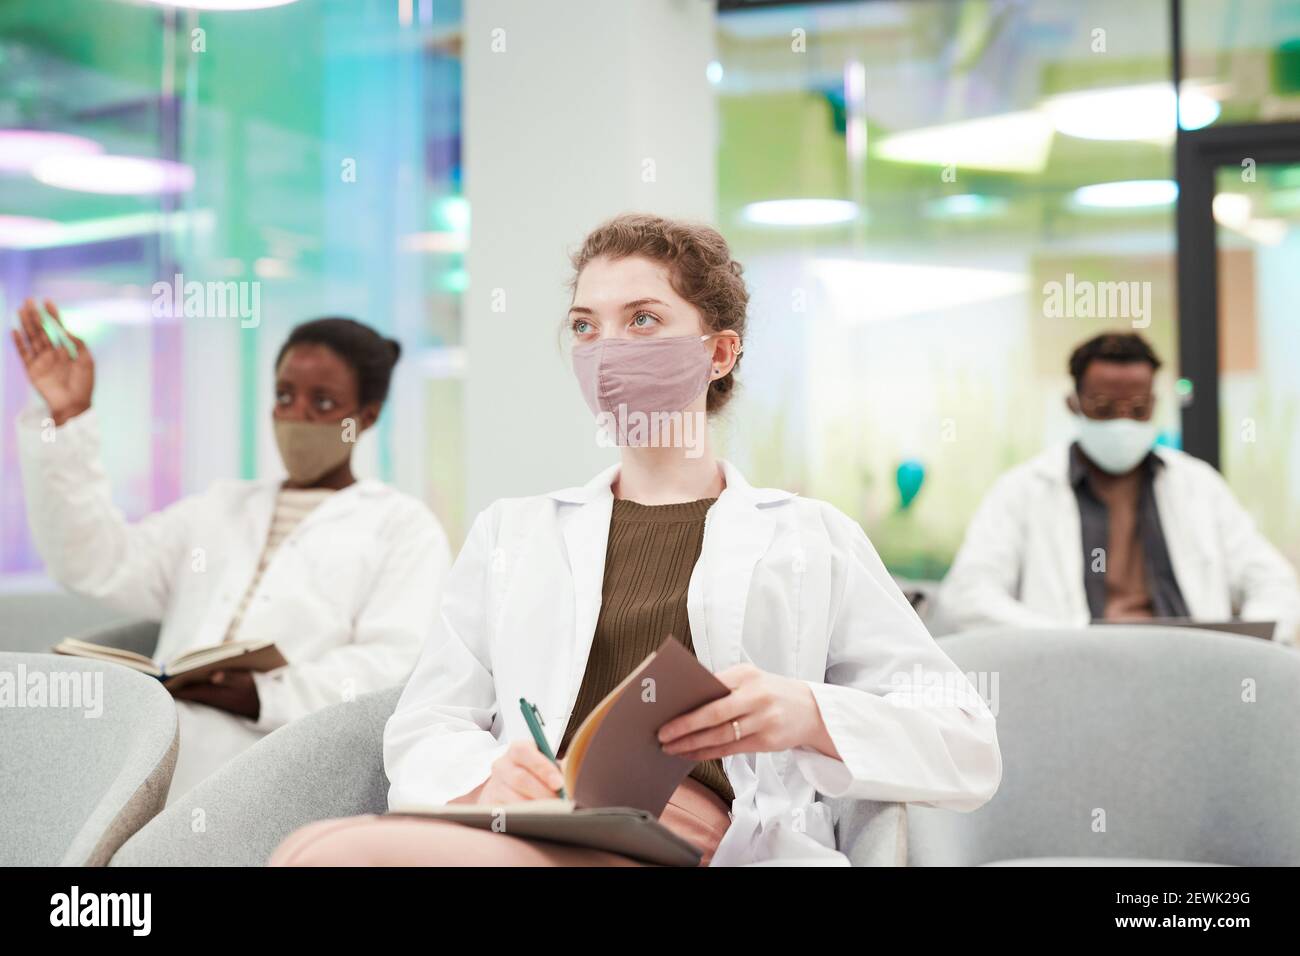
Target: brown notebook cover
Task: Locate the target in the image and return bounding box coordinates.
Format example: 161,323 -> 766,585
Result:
564,636 -> 731,816
388,637 -> 732,864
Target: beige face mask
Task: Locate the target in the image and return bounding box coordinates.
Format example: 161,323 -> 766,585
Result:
273,418 -> 355,485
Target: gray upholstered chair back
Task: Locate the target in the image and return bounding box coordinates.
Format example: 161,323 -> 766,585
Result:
0,652 -> 178,865
112,687 -> 399,866
0,590 -> 139,653
113,686 -> 907,866
909,626 -> 1300,865
68,619 -> 162,658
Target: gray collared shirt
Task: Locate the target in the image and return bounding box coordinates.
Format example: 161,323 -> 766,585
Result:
1069,442 -> 1189,620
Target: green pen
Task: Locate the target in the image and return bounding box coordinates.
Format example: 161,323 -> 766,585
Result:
519,697 -> 567,799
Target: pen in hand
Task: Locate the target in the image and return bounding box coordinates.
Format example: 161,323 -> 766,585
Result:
519,697 -> 567,799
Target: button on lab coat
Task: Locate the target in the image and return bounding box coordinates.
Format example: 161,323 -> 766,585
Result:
938,443 -> 1300,645
384,460 -> 1001,866
17,406 -> 451,791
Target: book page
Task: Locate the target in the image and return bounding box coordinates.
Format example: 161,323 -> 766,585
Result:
52,639 -> 160,674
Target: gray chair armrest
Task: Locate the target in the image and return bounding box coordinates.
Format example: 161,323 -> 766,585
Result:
112,687 -> 400,866
1,653 -> 177,866
0,591 -> 138,653
828,797 -> 908,866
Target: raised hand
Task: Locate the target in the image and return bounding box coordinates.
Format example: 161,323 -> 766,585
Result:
10,298 -> 94,426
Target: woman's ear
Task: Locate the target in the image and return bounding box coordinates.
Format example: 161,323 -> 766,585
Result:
709,333 -> 741,379
1065,393 -> 1081,415
356,403 -> 381,432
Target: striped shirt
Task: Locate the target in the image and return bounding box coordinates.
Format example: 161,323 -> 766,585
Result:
223,487 -> 335,644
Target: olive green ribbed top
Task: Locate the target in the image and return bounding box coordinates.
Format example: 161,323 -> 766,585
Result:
557,496 -> 734,806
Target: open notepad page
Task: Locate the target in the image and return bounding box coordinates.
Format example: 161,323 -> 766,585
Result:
52,638 -> 160,674
165,639 -> 277,671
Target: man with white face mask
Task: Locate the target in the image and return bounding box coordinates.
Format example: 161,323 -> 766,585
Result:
940,332 -> 1300,645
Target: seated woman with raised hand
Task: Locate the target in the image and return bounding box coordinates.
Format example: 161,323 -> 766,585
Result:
271,213 -> 1001,867
11,303 -> 451,802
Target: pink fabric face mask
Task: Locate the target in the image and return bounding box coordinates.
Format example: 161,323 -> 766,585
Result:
571,334 -> 713,418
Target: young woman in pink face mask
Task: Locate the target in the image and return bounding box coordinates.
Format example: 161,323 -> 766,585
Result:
272,214 -> 1002,867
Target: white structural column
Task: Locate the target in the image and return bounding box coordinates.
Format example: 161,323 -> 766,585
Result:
463,0 -> 717,514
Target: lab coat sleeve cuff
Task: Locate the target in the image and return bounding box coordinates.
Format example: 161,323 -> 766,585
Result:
791,681 -> 862,799
16,404 -> 99,464
388,741 -> 509,810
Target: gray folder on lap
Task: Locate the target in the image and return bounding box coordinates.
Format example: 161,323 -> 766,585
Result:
386,806 -> 703,867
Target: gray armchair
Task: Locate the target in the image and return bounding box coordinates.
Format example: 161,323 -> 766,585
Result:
909,625 -> 1300,866
112,686 -> 907,866
0,652 -> 178,866
67,619 -> 162,658
0,589 -> 142,654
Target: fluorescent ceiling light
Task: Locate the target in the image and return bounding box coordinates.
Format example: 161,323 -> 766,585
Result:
0,215 -> 66,248
140,0 -> 300,10
432,196 -> 469,233
1044,83 -> 1219,141
924,194 -> 1009,219
1212,192 -> 1252,229
811,259 -> 1028,323
1072,180 -> 1178,210
0,130 -> 104,174
0,210 -> 213,250
60,299 -> 156,331
875,111 -> 1054,174
33,154 -> 195,195
741,199 -> 859,227
400,231 -> 467,253
1214,192 -> 1289,246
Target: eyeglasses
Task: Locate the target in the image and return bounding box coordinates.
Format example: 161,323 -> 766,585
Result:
1078,394 -> 1155,421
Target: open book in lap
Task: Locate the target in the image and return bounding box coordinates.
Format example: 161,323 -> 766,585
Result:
388,636 -> 730,866
53,637 -> 287,691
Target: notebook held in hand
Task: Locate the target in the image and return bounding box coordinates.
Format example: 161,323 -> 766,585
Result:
53,637 -> 287,691
388,636 -> 732,866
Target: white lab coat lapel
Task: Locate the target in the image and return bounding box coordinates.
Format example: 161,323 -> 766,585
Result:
1050,486 -> 1089,621
1151,453 -> 1220,618
287,478 -> 384,535
1036,449 -> 1090,622
193,479 -> 280,648
689,462 -> 798,866
688,461 -> 779,673
549,465 -> 618,753
547,459 -> 810,865
191,478 -> 385,649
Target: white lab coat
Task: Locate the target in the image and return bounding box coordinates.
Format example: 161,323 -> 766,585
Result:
384,460 -> 1001,866
16,406 -> 451,797
938,443 -> 1300,645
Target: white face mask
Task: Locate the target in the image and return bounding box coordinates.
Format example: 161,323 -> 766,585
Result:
1074,414 -> 1158,475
